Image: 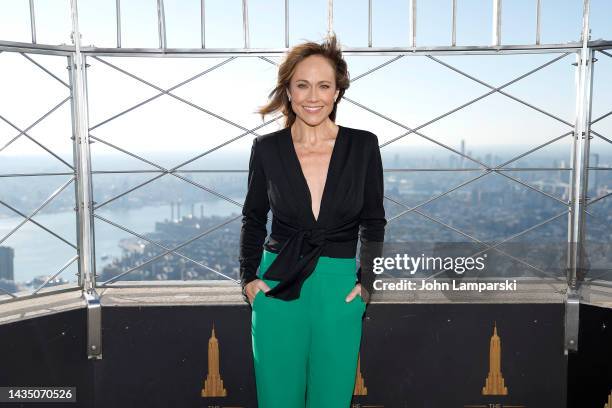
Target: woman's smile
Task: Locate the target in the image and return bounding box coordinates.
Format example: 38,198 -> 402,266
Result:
303,106 -> 323,113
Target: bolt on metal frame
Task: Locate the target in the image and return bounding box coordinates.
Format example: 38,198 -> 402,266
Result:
0,0 -> 610,359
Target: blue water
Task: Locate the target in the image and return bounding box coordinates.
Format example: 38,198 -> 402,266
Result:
0,199 -> 242,285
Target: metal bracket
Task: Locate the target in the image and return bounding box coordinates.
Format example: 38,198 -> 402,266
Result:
83,290 -> 102,360
564,286 -> 580,354
571,56 -> 597,66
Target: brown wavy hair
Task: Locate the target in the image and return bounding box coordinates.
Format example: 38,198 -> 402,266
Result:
256,33 -> 350,129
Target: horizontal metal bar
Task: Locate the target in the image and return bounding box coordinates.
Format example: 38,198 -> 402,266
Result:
2,41 -> 611,58
91,169 -> 247,174
0,40 -> 75,55
0,166 -> 575,179
93,281 -> 241,288
75,44 -> 592,57
0,285 -> 81,306
385,167 -> 573,172
0,172 -> 76,178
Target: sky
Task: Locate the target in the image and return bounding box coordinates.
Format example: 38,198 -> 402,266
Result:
0,0 -> 611,167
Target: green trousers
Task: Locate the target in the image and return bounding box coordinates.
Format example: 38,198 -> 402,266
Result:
251,249 -> 366,408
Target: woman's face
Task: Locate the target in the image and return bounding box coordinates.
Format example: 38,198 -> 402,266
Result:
287,54 -> 340,126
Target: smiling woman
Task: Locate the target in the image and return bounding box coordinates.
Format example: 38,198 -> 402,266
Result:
255,34 -> 350,129
241,33 -> 387,408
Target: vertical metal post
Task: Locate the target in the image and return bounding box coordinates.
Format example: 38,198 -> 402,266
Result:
285,0 -> 289,48
156,0 -> 167,49
327,0 -> 333,36
492,0 -> 502,46
410,0 -> 416,47
28,0 -> 37,44
69,0 -> 102,360
115,0 -> 122,48
69,54 -> 81,288
368,0 -> 372,47
535,0 -> 542,45
565,0 -> 593,354
201,0 -> 206,48
242,0 -> 250,49
451,0 -> 457,46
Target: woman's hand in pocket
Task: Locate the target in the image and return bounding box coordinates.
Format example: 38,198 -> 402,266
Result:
345,283 -> 363,303
246,279 -> 271,305
345,283 -> 370,304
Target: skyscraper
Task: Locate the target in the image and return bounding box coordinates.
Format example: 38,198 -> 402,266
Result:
0,246 -> 15,281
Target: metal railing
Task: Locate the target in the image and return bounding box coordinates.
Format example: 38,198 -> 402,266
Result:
0,0 -> 610,360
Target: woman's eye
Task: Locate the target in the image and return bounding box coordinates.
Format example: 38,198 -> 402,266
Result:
298,84 -> 307,88
321,85 -> 329,89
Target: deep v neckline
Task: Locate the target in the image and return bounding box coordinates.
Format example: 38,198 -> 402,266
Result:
287,124 -> 343,224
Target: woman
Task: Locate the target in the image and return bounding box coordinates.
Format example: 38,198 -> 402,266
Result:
239,34 -> 386,408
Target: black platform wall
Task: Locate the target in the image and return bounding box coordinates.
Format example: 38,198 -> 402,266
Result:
0,308 -> 92,407
1,302 -> 606,407
567,303 -> 612,408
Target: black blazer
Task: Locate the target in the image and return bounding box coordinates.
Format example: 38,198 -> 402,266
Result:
239,124 -> 386,303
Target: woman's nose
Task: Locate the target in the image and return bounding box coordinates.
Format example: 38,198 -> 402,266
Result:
307,89 -> 320,102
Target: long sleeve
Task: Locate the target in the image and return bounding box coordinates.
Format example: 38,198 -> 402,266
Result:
356,134 -> 387,304
239,137 -> 270,304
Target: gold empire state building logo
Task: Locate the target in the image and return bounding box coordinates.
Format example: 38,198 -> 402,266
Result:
201,324 -> 228,397
482,321 -> 508,396
604,389 -> 612,408
353,352 -> 367,396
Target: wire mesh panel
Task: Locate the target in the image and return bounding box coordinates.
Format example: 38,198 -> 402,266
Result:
342,51 -> 579,299
85,55 -> 284,286
585,47 -> 612,285
0,51 -> 79,298
0,0 -> 610,307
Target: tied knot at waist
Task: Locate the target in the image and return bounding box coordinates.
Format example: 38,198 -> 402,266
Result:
271,216 -> 360,244
261,217 -> 361,300
302,227 -> 327,247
